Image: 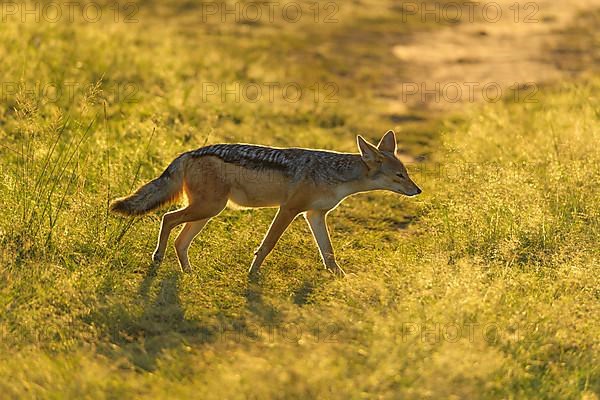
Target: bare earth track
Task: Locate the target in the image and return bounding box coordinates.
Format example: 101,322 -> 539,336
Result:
392,0 -> 600,111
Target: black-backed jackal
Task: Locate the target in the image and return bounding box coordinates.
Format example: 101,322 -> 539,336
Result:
110,130 -> 421,277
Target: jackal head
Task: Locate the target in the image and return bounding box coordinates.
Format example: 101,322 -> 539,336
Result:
357,130 -> 422,196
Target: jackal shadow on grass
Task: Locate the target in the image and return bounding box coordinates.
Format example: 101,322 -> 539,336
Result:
87,264 -> 208,371
245,274 -> 283,323
88,262 -> 287,371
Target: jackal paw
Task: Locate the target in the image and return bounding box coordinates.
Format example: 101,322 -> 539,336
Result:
327,264 -> 346,278
152,252 -> 163,266
179,263 -> 193,273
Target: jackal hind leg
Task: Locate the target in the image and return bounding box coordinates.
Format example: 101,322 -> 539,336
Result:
152,199 -> 226,268
174,219 -> 209,272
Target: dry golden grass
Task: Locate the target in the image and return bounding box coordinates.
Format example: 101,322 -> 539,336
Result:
0,1 -> 599,398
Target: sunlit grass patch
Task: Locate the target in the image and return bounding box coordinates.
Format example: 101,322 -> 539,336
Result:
0,1 -> 599,398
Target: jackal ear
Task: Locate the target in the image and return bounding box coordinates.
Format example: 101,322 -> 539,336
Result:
377,130 -> 397,153
357,135 -> 381,165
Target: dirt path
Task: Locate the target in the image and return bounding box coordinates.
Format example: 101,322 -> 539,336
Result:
392,0 -> 600,112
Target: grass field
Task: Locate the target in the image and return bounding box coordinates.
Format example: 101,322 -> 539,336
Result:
1,1 -> 599,399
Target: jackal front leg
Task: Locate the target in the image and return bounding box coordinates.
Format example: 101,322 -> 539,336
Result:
305,210 -> 346,277
249,208 -> 297,276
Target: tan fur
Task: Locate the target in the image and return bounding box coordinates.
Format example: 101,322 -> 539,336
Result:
110,131 -> 421,276
110,154 -> 188,215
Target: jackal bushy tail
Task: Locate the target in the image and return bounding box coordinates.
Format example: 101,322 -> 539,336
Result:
109,154 -> 188,216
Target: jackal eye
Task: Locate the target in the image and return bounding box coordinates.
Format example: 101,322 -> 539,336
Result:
396,172 -> 406,179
